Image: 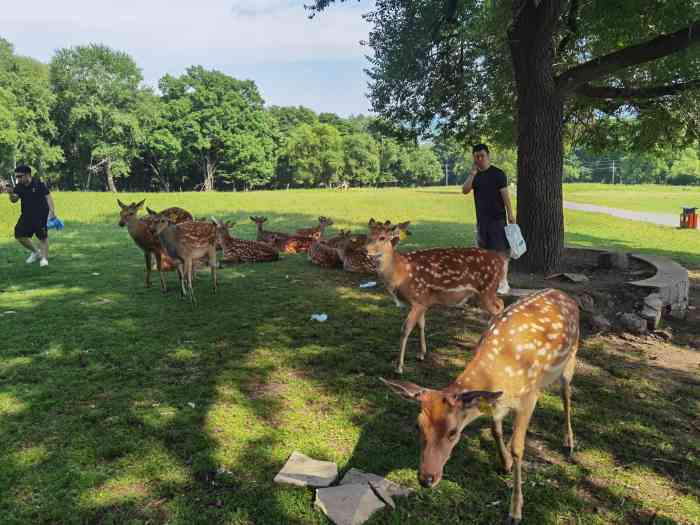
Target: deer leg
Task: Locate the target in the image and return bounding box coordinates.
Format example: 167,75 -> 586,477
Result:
561,340 -> 578,456
177,263 -> 186,299
144,253 -> 152,288
507,393 -> 538,525
397,305 -> 423,374
416,307 -> 428,361
154,252 -> 167,294
491,416 -> 513,473
209,246 -> 218,294
186,259 -> 196,307
479,290 -> 504,317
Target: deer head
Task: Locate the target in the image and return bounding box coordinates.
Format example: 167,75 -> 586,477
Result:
148,213 -> 172,236
381,378 -> 502,488
364,222 -> 403,260
117,199 -> 146,227
250,216 -> 267,225
212,217 -> 236,245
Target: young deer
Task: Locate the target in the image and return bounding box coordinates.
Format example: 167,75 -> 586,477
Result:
149,215 -> 218,306
366,222 -> 504,373
295,216 -> 334,240
382,288 -> 579,525
118,199 -> 180,292
250,216 -> 291,246
212,218 -> 280,264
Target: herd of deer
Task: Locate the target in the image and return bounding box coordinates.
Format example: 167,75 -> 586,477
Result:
116,199 -> 580,524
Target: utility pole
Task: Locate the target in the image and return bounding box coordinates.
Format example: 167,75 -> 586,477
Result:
611,159 -> 615,184
444,161 -> 449,186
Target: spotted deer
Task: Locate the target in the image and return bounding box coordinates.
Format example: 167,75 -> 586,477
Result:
382,288 -> 579,525
212,218 -> 280,264
250,216 -> 291,246
336,219 -> 412,274
295,216 -> 334,240
117,199 -> 191,292
365,222 -> 504,373
308,230 -> 351,268
146,206 -> 193,224
149,215 -> 218,306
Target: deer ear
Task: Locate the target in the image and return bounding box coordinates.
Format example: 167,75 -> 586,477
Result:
368,218 -> 376,227
380,377 -> 426,402
146,207 -> 157,215
135,199 -> 146,209
117,199 -> 127,209
458,390 -> 503,409
225,220 -> 235,228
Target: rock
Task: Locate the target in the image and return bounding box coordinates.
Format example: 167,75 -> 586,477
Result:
576,293 -> 596,313
597,252 -> 629,270
315,484 -> 386,525
339,468 -> 413,507
619,313 -> 648,335
590,314 -> 612,332
640,294 -> 664,330
274,452 -> 338,488
652,329 -> 673,342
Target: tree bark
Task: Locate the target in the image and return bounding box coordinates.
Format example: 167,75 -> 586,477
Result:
203,153 -> 216,192
510,1 -> 565,273
105,160 -> 118,193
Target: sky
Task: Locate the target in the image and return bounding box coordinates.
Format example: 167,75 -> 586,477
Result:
1,0 -> 375,116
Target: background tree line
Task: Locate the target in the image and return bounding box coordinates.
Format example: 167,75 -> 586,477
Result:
0,38 -> 448,192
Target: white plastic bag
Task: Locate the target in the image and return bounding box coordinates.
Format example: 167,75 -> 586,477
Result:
504,224 -> 527,259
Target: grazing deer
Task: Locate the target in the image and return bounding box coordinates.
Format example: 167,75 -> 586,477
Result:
382,288 -> 579,525
250,216 -> 291,246
118,199 -> 179,292
212,218 -> 280,264
149,215 -> 218,306
308,230 -> 351,268
295,216 -> 334,240
146,206 -> 193,224
366,222 -> 504,373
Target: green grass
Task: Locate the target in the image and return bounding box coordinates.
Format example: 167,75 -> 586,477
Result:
1,187 -> 698,524
564,183 -> 700,215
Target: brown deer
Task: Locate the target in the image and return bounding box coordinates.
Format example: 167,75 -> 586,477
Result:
382,288 -> 579,525
117,199 -> 180,292
336,219 -> 412,275
366,222 -> 504,373
149,215 -> 218,306
308,230 -> 351,268
146,206 -> 193,224
295,216 -> 334,240
250,216 -> 291,246
212,218 -> 280,264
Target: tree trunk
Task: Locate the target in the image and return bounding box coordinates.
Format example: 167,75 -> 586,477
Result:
105,160 -> 118,193
203,154 -> 216,192
510,5 -> 565,274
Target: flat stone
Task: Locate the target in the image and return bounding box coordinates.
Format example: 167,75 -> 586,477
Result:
620,312 -> 648,335
315,484 -> 385,525
339,468 -> 413,500
628,254 -> 689,313
274,452 -> 338,488
590,314 -> 612,332
597,252 -> 629,270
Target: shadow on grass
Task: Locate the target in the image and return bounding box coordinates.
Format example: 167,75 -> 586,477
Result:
0,211 -> 698,524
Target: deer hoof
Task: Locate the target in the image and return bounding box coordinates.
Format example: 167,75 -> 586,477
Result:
506,516 -> 521,525
395,365 -> 404,375
417,354 -> 426,362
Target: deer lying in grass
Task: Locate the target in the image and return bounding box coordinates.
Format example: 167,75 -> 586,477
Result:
149,215 -> 218,306
295,216 -> 333,240
212,218 -> 280,264
336,219 -> 412,274
382,288 -> 579,525
366,222 -> 505,373
250,216 -> 291,247
117,200 -> 192,292
308,230 -> 351,268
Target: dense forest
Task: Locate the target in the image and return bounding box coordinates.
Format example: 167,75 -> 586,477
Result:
1,38 -> 699,192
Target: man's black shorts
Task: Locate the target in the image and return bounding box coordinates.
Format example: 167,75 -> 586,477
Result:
478,218 -> 509,253
15,214 -> 48,240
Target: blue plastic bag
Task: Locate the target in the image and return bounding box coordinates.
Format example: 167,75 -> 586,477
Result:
47,217 -> 65,231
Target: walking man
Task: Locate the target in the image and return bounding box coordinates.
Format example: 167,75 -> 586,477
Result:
8,165 -> 56,267
462,144 -> 515,294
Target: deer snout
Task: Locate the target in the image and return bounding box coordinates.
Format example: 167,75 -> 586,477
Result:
118,220 -> 126,227
418,472 -> 440,488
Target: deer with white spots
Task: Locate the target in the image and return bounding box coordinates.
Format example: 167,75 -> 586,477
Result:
365,222 -> 505,373
295,216 -> 334,240
382,288 -> 580,525
212,218 -> 280,264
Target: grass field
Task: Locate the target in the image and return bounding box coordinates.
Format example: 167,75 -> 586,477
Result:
564,183 -> 700,215
1,187 -> 698,524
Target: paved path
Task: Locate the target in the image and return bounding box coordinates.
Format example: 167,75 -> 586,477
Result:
563,201 -> 679,227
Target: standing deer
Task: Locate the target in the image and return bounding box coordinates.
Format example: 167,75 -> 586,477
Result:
295,216 -> 334,240
382,288 -> 579,525
149,215 -> 218,306
250,216 -> 291,246
212,218 -> 280,264
335,219 -> 412,274
118,199 -> 189,292
365,222 -> 504,373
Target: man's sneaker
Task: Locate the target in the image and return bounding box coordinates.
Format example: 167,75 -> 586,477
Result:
497,282 -> 511,295
26,251 -> 40,264
39,258 -> 49,267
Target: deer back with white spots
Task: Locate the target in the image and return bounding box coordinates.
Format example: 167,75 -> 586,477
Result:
250,216 -> 291,246
382,288 -> 580,525
365,222 -> 505,373
213,219 -> 280,264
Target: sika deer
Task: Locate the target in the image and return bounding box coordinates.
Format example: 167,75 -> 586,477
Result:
366,222 -> 504,373
250,216 -> 291,246
149,215 -> 218,306
335,219 -> 412,274
212,218 -> 280,264
308,230 -> 351,268
295,216 -> 334,240
146,206 -> 193,224
382,288 -> 579,524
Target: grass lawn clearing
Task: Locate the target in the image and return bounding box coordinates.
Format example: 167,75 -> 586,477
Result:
1,188 -> 698,524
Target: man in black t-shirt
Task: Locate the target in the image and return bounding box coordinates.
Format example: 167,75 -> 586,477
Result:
462,144 -> 515,294
8,164 -> 57,267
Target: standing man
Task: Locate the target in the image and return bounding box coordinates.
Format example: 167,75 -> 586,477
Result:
462,144 -> 515,294
8,164 -> 56,267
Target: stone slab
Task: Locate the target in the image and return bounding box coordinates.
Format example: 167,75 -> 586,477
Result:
274,452 -> 338,488
315,484 -> 385,525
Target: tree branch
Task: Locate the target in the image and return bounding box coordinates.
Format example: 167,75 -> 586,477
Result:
557,20 -> 700,91
556,0 -> 580,56
576,80 -> 700,100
